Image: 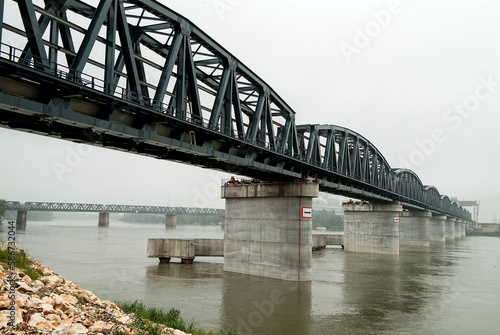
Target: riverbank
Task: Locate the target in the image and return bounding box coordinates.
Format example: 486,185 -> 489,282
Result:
466,230 -> 500,237
0,243 -> 192,334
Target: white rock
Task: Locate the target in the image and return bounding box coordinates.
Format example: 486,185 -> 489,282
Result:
0,295 -> 11,309
43,296 -> 55,306
46,313 -> 62,323
53,294 -> 65,306
92,320 -> 112,330
40,303 -> 54,311
21,274 -> 33,285
70,322 -> 89,334
52,318 -> 73,335
32,279 -> 44,289
28,313 -> 47,326
118,315 -> 131,324
0,308 -> 22,327
41,275 -> 63,287
61,294 -> 78,305
16,280 -> 33,292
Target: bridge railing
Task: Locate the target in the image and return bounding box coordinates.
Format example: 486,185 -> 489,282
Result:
1,42 -> 292,155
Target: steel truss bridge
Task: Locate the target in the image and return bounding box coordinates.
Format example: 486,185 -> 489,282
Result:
5,201 -> 224,215
0,0 -> 471,221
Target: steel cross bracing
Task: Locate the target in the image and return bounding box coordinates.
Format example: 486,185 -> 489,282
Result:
5,201 -> 225,215
0,0 -> 471,221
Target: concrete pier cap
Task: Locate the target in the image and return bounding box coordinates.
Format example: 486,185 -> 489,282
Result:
221,178 -> 319,282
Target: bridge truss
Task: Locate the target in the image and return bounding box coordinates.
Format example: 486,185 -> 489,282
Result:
5,201 -> 224,215
0,0 -> 471,221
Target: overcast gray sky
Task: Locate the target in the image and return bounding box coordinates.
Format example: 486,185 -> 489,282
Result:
0,0 -> 499,222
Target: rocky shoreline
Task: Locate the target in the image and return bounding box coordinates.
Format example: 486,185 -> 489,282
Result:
0,243 -> 190,335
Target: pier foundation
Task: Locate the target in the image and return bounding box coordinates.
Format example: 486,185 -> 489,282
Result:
400,210 -> 431,247
165,215 -> 177,228
16,210 -> 27,230
98,212 -> 109,227
429,215 -> 447,243
342,202 -> 402,255
455,220 -> 463,239
221,181 -> 319,281
445,217 -> 456,241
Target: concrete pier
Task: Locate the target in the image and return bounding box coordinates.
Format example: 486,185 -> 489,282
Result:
400,210 -> 431,247
98,212 -> 109,227
342,203 -> 402,255
16,210 -> 27,230
429,215 -> 446,243
455,220 -> 463,239
445,217 -> 456,241
462,222 -> 467,237
221,181 -> 319,281
165,214 -> 177,228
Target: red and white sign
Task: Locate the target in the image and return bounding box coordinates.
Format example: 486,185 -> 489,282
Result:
302,207 -> 313,219
393,216 -> 400,223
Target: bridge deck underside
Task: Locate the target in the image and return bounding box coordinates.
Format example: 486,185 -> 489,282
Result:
0,0 -> 470,221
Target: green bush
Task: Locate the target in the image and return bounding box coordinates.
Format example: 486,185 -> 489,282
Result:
0,246 -> 43,280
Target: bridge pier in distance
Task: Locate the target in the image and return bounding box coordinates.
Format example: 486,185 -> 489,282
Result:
220,216 -> 225,230
429,215 -> 447,243
462,222 -> 467,237
400,210 -> 431,247
16,210 -> 27,230
98,212 -> 109,227
455,219 -> 463,239
221,180 -> 319,281
445,217 -> 456,241
165,215 -> 177,228
342,202 -> 402,255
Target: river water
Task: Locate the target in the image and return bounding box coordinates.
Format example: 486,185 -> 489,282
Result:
2,218 -> 499,334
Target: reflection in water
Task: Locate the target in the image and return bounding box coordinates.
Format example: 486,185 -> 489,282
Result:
221,272 -> 311,335
340,252 -> 403,333
1,220 -> 499,335
146,263 -> 224,280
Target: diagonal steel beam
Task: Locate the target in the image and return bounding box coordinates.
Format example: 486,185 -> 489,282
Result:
153,31 -> 182,108
17,0 -> 50,70
116,0 -> 143,103
71,0 -> 113,74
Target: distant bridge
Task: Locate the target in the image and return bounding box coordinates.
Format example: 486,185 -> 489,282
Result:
5,201 -> 224,215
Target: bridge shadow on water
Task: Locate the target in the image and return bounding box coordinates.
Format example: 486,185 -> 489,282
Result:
145,261 -> 312,335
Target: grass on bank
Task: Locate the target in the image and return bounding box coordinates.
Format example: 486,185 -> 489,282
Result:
0,245 -> 43,280
116,300 -> 237,335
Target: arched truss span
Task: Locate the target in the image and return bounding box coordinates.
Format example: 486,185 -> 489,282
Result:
0,0 -> 471,221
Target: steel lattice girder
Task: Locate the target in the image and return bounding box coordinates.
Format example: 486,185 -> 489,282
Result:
0,0 -> 471,221
5,201 -> 224,215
